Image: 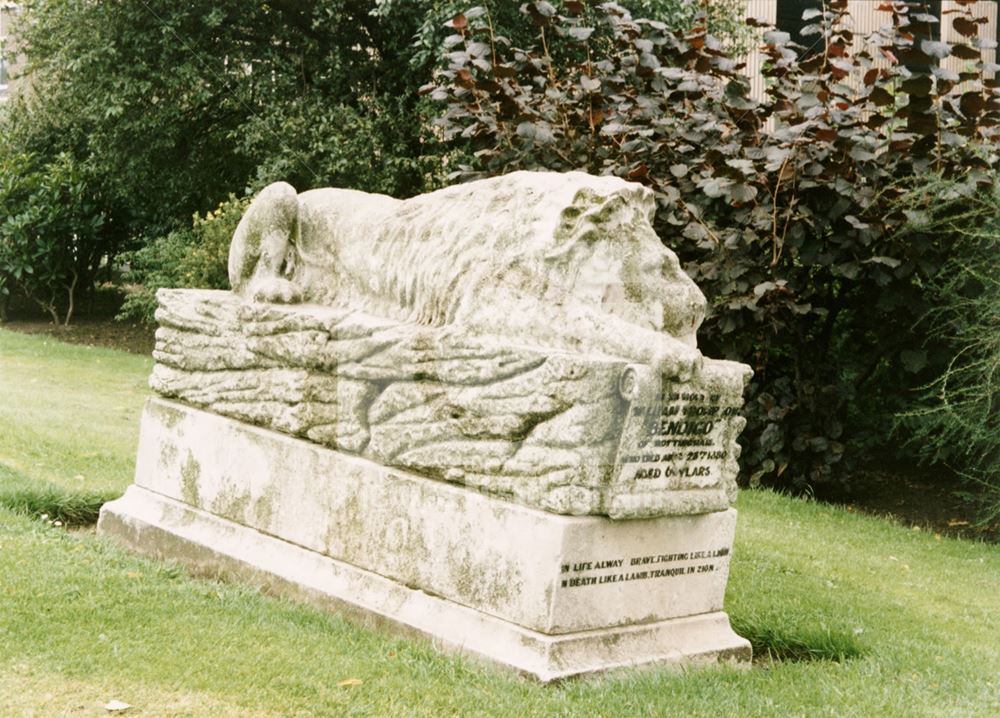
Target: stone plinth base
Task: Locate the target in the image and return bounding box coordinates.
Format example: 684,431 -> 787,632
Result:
98,399 -> 750,680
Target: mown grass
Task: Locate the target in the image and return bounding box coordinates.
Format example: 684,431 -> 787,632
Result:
0,328 -> 150,521
0,463 -> 109,525
1,328 -> 998,716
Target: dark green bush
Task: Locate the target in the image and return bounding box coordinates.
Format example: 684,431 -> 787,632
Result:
2,0 -> 464,319
0,150 -> 106,324
429,0 -> 1000,491
118,196 -> 248,325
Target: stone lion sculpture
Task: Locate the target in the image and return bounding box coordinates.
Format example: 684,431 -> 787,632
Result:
228,171 -> 706,379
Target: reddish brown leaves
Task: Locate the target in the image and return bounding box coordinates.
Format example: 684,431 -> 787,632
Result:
952,16 -> 980,38
426,0 -> 1000,493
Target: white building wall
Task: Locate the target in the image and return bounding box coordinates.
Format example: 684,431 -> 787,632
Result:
0,2 -> 21,101
737,0 -> 999,100
941,0 -> 998,76
743,0 -> 778,101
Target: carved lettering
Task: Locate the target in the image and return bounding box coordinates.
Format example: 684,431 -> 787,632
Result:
558,547 -> 730,589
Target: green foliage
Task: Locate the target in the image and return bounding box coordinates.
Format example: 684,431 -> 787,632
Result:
897,185 -> 1000,524
2,0 -> 463,320
429,0 -> 1000,490
118,196 -> 248,324
115,231 -> 191,325
627,0 -> 755,54
0,149 -> 105,324
5,0 -> 257,239
244,94 -> 440,198
406,0 -> 750,73
230,1 -> 448,198
179,196 -> 248,289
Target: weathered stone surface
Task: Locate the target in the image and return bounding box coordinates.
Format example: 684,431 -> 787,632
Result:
144,171 -> 754,519
100,485 -> 750,682
103,171 -> 756,678
145,172 -> 749,518
98,399 -> 751,680
150,288 -> 749,518
229,172 -> 707,365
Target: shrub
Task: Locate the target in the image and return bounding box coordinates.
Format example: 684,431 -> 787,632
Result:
176,196 -> 247,290
118,195 -> 248,325
3,0 -> 463,315
0,151 -> 106,325
897,182 -> 1000,524
428,0 -> 1000,491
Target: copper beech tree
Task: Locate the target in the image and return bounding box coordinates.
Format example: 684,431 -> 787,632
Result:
427,0 -> 1000,490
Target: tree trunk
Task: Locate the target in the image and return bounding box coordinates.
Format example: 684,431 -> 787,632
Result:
63,270 -> 78,326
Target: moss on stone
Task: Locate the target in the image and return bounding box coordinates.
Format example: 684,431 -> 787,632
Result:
157,403 -> 185,430
253,491 -> 275,528
180,452 -> 201,506
212,488 -> 251,524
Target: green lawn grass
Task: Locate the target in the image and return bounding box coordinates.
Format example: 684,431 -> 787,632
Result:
1,328 -> 998,717
0,328 -> 151,522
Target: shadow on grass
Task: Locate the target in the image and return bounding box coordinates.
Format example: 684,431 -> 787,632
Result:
731,613 -> 865,664
0,463 -> 116,526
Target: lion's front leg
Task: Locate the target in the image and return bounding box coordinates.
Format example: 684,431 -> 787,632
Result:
228,181 -> 303,303
476,290 -> 703,381
540,298 -> 702,380
648,334 -> 703,383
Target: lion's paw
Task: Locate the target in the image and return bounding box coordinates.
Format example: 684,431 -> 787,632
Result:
651,340 -> 703,382
248,277 -> 303,304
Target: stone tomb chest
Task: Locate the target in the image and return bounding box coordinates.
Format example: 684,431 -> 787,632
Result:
99,171 -> 753,680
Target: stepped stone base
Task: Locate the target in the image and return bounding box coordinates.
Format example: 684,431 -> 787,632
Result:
98,399 -> 751,680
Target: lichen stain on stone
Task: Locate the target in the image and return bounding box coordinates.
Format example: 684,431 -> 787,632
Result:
212,488 -> 251,524
253,491 -> 275,528
449,552 -> 522,611
448,554 -> 480,603
158,443 -> 178,472
180,452 -> 201,506
382,517 -> 409,553
330,491 -> 364,558
158,403 -> 185,430
598,631 -> 626,650
404,517 -> 431,573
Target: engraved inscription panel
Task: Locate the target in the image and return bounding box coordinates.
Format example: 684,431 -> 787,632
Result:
614,379 -> 743,493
